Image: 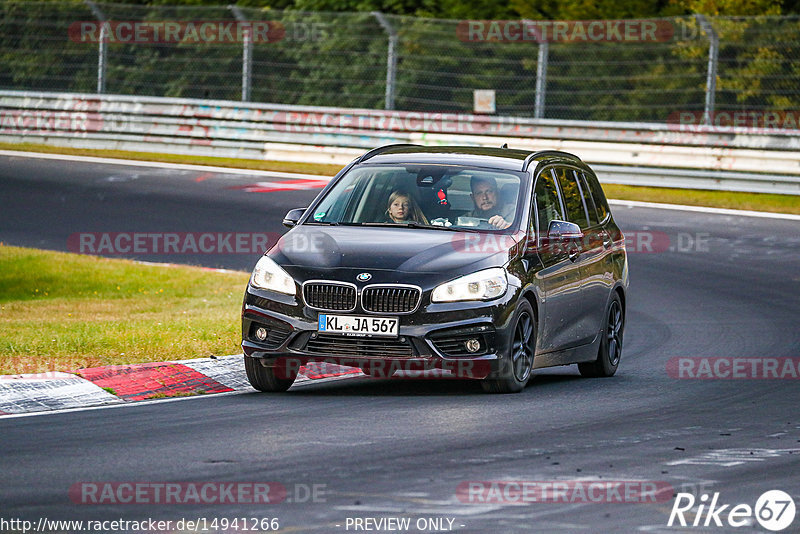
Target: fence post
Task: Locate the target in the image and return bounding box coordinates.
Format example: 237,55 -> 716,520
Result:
696,15 -> 718,126
372,12 -> 397,111
85,0 -> 107,94
534,40 -> 548,119
230,6 -> 252,102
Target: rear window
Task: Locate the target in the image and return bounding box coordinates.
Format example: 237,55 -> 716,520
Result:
575,171 -> 600,227
552,167 -> 590,229
583,171 -> 610,222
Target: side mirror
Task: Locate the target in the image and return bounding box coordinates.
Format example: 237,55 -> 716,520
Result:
282,208 -> 307,229
548,220 -> 583,240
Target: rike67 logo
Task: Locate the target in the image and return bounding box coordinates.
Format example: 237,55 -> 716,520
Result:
668,490 -> 796,531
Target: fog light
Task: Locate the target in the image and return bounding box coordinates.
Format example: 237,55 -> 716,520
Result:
465,338 -> 481,353
254,327 -> 268,341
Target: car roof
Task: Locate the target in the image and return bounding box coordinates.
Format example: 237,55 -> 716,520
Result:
357,144 -> 583,172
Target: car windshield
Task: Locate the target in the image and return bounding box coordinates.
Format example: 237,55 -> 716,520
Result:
307,164 -> 526,232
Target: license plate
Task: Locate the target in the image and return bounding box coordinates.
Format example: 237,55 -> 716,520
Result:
317,314 -> 399,337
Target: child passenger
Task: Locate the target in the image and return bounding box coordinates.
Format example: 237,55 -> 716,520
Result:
385,190 -> 429,224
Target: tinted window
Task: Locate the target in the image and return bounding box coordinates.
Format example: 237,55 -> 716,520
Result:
553,167 -> 589,229
575,171 -> 600,226
533,169 -> 564,238
583,171 -> 609,222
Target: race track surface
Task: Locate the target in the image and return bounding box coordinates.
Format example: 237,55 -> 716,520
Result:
1,154 -> 799,533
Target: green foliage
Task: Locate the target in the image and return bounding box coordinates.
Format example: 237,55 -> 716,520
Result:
0,1 -> 798,121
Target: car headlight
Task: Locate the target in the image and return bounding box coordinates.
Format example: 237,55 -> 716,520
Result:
250,255 -> 296,295
431,268 -> 508,303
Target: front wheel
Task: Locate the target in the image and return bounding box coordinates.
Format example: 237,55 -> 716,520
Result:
578,293 -> 624,378
244,355 -> 297,392
481,299 -> 536,394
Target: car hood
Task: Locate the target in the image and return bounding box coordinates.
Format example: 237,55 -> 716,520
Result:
269,225 -> 520,280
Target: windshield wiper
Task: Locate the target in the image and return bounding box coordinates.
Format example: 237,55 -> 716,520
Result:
362,221 -> 480,233
307,221 -> 481,233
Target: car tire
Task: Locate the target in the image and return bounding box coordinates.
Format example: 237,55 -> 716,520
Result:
244,355 -> 297,392
578,293 -> 623,378
481,299 -> 536,394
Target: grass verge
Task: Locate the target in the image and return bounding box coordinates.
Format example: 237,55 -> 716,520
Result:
0,141 -> 343,177
0,245 -> 249,375
603,184 -> 800,215
1,141 -> 797,215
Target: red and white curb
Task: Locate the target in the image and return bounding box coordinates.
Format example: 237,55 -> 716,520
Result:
0,355 -> 363,416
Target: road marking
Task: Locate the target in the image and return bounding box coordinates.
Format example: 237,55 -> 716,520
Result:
0,149 -> 332,181
230,178 -> 331,193
665,448 -> 800,467
609,199 -> 800,221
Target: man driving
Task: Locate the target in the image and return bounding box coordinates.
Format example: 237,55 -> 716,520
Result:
468,176 -> 515,229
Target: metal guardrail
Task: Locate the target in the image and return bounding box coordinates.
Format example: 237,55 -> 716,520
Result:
1,90 -> 798,195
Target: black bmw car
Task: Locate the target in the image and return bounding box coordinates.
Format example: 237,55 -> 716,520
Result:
242,145 -> 628,393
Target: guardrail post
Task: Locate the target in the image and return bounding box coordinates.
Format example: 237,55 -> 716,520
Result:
230,6 -> 252,102
85,0 -> 107,94
534,40 -> 548,119
372,12 -> 397,111
696,15 -> 718,126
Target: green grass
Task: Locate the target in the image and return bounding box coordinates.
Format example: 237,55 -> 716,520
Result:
1,141 -> 797,215
603,184 -> 800,215
0,245 -> 249,375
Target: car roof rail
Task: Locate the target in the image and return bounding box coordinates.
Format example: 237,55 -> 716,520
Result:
521,150 -> 581,172
357,144 -> 422,163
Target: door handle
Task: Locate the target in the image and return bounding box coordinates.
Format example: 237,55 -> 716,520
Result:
568,249 -> 580,262
600,231 -> 612,249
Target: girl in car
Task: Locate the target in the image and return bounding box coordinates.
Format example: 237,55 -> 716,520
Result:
385,190 -> 429,224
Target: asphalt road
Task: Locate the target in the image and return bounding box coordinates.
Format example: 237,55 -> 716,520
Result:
1,154 -> 799,533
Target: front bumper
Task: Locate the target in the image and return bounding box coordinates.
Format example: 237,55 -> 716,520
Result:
241,285 -> 519,379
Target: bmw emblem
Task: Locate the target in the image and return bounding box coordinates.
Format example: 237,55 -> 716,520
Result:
357,273 -> 372,282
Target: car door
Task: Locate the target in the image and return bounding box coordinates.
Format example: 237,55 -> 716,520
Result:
531,166 -> 584,352
553,167 -> 612,346
579,169 -> 618,340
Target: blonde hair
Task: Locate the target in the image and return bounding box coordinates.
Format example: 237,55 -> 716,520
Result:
386,190 -> 429,224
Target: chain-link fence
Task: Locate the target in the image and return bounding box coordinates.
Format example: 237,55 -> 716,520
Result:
2,1 -> 799,124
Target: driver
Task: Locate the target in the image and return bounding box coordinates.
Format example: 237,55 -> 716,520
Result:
468,176 -> 514,229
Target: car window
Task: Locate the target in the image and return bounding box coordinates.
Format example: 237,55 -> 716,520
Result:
575,170 -> 600,227
533,169 -> 564,238
310,169 -> 366,223
308,164 -> 526,232
583,170 -> 610,222
553,167 -> 590,230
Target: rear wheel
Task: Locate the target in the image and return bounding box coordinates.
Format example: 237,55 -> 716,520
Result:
481,300 -> 536,394
244,355 -> 297,392
579,293 -> 623,378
